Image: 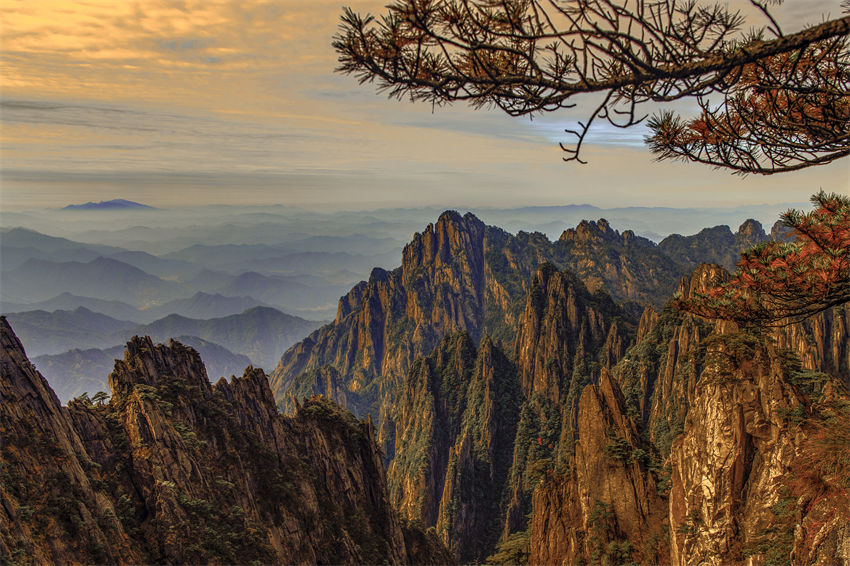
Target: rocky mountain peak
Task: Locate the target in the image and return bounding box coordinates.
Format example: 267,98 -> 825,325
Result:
770,219 -> 794,242
1,315 -> 30,367
108,335 -> 212,399
559,218 -> 619,244
736,218 -> 765,239
735,218 -> 769,251
676,263 -> 730,300
403,210 -> 486,273
0,316 -> 65,414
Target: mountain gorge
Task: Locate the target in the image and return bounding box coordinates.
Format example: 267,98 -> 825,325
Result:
2,210 -> 848,565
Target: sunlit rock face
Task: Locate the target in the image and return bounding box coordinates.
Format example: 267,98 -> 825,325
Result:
0,317 -> 451,564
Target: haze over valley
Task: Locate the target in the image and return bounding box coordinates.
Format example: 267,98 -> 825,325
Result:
1,199 -> 800,403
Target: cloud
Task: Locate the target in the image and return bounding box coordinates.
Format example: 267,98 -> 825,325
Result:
0,1 -> 845,213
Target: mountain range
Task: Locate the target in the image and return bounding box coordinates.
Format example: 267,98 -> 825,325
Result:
268,211 -> 849,564
4,305 -> 323,402
2,210 -> 847,565
0,226 -> 385,319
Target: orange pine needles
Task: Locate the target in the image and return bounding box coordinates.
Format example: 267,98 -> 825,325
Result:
675,191 -> 850,325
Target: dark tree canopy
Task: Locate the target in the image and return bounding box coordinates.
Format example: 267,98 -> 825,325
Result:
334,0 -> 850,173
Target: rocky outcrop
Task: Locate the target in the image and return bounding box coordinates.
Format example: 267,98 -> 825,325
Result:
529,369 -> 667,565
771,219 -> 794,241
0,319 -> 450,564
773,304 -> 849,386
514,264 -> 631,402
556,219 -> 681,306
668,332 -> 850,566
0,317 -> 138,564
388,332 -> 521,562
735,218 -> 768,250
659,220 -> 771,272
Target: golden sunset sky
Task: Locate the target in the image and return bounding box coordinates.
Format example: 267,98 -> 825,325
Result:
1,0 -> 847,210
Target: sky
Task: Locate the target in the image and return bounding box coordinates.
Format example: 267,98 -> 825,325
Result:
1,0 -> 847,212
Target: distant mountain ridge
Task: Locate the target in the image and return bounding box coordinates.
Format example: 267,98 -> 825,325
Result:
125,306 -> 323,370
3,307 -> 137,357
4,304 -> 322,369
139,292 -> 274,321
62,199 -> 154,210
1,293 -> 143,323
0,256 -> 181,306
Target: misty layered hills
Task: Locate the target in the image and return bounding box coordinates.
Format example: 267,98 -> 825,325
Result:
6,305 -> 322,369
0,227 -> 128,270
0,257 -> 182,305
0,227 -> 126,256
129,306 -> 323,370
0,293 -> 143,323
106,250 -> 198,280
140,292 -> 273,322
4,305 -> 323,401
31,336 -> 252,402
0,292 -> 273,324
0,226 -> 395,319
3,307 -> 137,357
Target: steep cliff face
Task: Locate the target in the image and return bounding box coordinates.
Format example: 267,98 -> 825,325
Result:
529,369 -> 666,566
387,332 -> 521,562
773,304 -> 849,386
521,264 -> 850,566
669,333 -> 850,566
514,263 -> 631,402
0,319 -> 450,565
499,264 -> 636,544
0,317 -> 138,565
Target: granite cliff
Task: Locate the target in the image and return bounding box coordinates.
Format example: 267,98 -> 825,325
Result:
5,210 -> 848,565
0,317 -> 450,564
269,212 -> 849,563
523,266 -> 850,565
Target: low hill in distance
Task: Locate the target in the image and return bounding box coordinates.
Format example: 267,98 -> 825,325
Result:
3,307 -> 138,357
139,292 -> 274,322
3,304 -> 322,374
0,256 -> 183,306
1,293 -> 143,323
63,199 -> 155,210
125,306 -> 324,370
